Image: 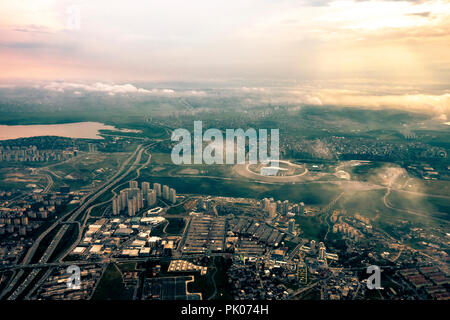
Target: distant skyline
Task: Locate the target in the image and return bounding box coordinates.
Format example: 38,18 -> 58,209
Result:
0,0 -> 449,116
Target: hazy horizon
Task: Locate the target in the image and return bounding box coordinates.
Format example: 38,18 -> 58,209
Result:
1,0 -> 449,117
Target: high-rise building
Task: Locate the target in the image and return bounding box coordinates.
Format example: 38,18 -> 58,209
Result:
21,217 -> 28,225
129,180 -> 138,189
162,185 -> 170,200
142,182 -> 150,196
153,183 -> 161,197
310,239 -> 316,253
297,261 -> 308,285
133,196 -> 138,213
115,195 -> 121,213
112,196 -> 120,215
269,203 -> 277,218
120,189 -> 128,211
318,242 -> 326,260
128,198 -> 135,216
137,192 -> 143,211
147,189 -> 157,206
288,219 -> 295,234
283,200 -> 289,215
263,198 -> 271,211
169,188 -> 177,203
276,200 -> 282,213
299,202 -> 305,215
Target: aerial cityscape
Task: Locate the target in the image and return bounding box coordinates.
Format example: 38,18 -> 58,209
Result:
0,0 -> 449,308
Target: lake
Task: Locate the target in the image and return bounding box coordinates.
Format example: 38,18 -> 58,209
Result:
0,122 -> 130,140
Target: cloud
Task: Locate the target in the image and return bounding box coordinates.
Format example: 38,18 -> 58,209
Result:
39,81 -> 207,97
229,82 -> 450,119
286,86 -> 450,119
241,87 -> 265,92
3,79 -> 449,120
13,24 -> 53,34
407,11 -> 432,18
0,42 -> 50,49
42,82 -> 152,94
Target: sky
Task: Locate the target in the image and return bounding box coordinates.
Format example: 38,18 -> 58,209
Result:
0,0 -> 449,116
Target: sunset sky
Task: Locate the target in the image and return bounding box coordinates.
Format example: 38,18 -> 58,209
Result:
0,0 -> 449,115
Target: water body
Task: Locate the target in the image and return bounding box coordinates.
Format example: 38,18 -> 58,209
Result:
0,122 -> 130,140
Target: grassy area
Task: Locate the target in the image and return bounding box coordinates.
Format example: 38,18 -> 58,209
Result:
420,179 -> 450,197
50,152 -> 129,190
137,175 -> 342,205
337,189 -> 393,220
117,262 -> 137,273
90,202 -> 110,217
148,153 -> 173,165
150,222 -> 167,237
0,168 -> 47,191
165,218 -> 185,235
211,257 -> 233,300
295,215 -> 327,241
347,162 -> 386,182
91,263 -> 133,300
166,203 -> 186,215
284,240 -> 299,252
185,257 -> 233,300
298,287 -> 321,300
388,190 -> 449,219
188,274 -> 215,299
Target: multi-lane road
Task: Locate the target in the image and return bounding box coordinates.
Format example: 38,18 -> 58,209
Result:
1,144 -> 147,300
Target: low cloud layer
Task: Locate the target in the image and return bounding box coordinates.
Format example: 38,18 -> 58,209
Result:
288,88 -> 450,120
24,80 -> 448,120
40,81 -> 207,97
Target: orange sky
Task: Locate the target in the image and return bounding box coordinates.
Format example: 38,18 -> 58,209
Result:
0,0 -> 449,116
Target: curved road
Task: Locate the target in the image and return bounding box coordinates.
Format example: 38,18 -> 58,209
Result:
1,144 -> 144,300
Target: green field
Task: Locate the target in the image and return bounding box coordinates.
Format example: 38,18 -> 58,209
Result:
0,168 -> 47,191
138,174 -> 342,205
388,190 -> 450,219
295,215 -> 328,241
166,202 -> 188,215
186,257 -> 231,300
165,218 -> 186,235
91,263 -> 133,300
150,222 -> 167,237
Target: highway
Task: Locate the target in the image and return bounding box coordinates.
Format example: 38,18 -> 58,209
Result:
59,143 -> 154,263
322,192 -> 344,241
1,253 -> 232,272
41,173 -> 53,194
1,144 -> 144,300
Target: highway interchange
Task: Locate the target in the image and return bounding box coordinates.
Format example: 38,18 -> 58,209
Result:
1,143 -> 148,300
